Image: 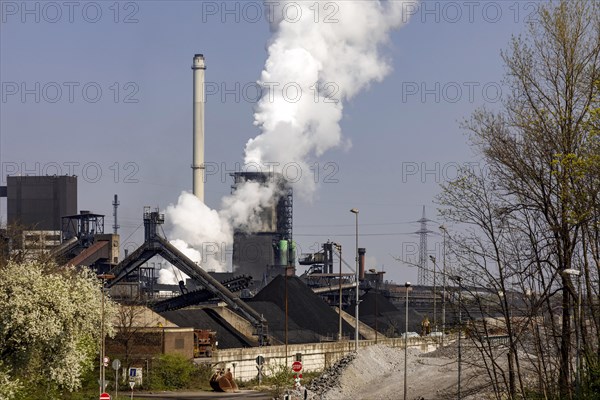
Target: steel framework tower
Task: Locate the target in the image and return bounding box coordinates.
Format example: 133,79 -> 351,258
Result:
416,206 -> 433,285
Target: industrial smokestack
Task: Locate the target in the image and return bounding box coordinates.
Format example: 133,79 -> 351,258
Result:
192,54 -> 206,202
358,248 -> 366,281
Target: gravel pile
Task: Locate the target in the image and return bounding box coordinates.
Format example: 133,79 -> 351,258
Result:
422,340 -> 482,359
305,344 -> 458,400
302,340 -> 543,400
306,352 -> 357,397
306,345 -> 424,400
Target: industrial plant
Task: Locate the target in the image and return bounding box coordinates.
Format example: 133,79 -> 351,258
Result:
0,54 -> 480,385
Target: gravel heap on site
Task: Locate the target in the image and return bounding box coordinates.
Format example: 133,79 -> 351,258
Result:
306,345 -> 424,400
422,339 -> 482,360
305,352 -> 357,397
303,341 -> 542,400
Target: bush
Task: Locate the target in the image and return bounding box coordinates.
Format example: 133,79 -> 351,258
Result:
188,363 -> 215,391
149,354 -> 195,390
265,364 -> 294,399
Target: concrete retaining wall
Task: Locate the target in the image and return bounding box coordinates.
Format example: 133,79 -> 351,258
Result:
204,338 -> 439,382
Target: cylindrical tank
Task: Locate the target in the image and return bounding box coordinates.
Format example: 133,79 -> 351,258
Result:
289,241 -> 297,266
279,240 -> 289,267
358,248 -> 366,281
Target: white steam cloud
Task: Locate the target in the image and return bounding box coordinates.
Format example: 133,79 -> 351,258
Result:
246,0 -> 412,198
162,182 -> 279,280
161,1 -> 412,282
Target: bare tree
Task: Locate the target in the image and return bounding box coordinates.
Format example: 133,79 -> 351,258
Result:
109,300 -> 164,380
438,1 -> 600,398
438,168 -> 532,399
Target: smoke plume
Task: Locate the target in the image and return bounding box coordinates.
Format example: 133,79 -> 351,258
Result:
162,0 -> 412,281
163,182 -> 279,279
245,0 -> 412,198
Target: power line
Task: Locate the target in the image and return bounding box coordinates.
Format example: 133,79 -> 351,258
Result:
120,223 -> 143,244
295,221 -> 415,228
294,232 -> 414,237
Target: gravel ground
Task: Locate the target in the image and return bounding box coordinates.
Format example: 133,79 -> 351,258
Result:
304,343 -> 496,400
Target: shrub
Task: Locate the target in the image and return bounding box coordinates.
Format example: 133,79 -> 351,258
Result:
265,364 -> 294,399
149,354 -> 194,390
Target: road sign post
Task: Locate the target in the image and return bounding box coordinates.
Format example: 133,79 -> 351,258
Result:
112,359 -> 121,400
129,381 -> 135,400
256,355 -> 265,384
292,361 -> 302,372
292,361 -> 303,389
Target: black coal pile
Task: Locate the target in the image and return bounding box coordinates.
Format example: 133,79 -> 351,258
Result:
161,307 -> 254,348
247,301 -> 320,344
359,290 -> 399,314
346,290 -> 425,336
248,275 -> 356,344
306,351 -> 356,397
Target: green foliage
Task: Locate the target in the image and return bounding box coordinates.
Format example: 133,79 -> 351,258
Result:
265,364 -> 295,399
188,363 -> 215,391
0,362 -> 22,400
148,354 -> 195,390
581,358 -> 600,400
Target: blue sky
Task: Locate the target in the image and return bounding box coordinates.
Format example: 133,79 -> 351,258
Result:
0,1 -> 539,283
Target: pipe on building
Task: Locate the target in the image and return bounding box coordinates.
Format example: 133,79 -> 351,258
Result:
192,54 -> 206,202
358,248 -> 366,281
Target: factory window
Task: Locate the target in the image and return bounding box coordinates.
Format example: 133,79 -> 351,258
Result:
295,353 -> 302,362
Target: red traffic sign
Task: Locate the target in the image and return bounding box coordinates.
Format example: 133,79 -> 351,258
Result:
292,361 -> 302,372
100,393 -> 111,400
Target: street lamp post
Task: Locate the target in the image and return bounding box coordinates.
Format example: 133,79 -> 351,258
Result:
338,244 -> 343,341
440,225 -> 447,346
285,264 -> 288,367
404,281 -> 411,400
454,275 -> 463,400
97,273 -> 115,395
350,208 -> 359,352
576,274 -> 582,398
429,255 -> 437,333
375,278 -> 378,344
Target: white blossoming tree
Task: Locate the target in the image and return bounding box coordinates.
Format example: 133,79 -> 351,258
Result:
0,260 -> 117,399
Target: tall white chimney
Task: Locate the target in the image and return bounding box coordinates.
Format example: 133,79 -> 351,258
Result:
192,54 -> 206,202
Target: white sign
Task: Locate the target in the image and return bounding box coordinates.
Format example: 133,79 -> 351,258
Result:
128,367 -> 143,385
129,381 -> 135,390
